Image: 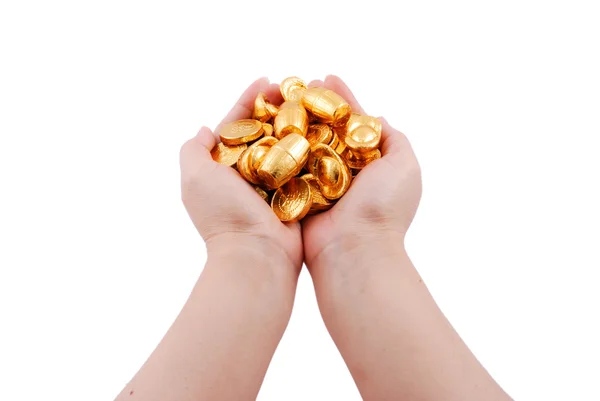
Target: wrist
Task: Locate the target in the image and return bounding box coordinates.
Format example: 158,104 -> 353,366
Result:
204,233 -> 300,307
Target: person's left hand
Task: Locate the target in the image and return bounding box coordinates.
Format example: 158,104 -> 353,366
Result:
180,78 -> 303,279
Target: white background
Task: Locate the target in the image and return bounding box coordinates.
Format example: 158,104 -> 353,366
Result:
1,1 -> 599,400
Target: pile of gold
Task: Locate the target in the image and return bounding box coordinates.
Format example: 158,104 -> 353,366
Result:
211,76 -> 382,222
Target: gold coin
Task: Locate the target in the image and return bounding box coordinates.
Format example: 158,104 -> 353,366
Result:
328,133 -> 339,150
219,119 -> 264,145
307,144 -> 352,200
252,93 -> 279,123
211,142 -> 248,167
301,173 -> 334,212
280,76 -> 307,102
262,122 -> 274,137
253,185 -> 269,202
271,177 -> 312,222
237,146 -> 256,183
345,125 -> 380,153
306,123 -> 333,147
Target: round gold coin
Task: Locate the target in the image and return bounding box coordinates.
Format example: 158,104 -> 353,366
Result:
271,177 -> 312,222
211,142 -> 248,167
219,119 -> 264,145
306,123 -> 333,147
280,76 -> 307,102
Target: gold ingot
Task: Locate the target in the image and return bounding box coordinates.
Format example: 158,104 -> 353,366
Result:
257,133 -> 310,190
347,113 -> 382,137
273,101 -> 309,139
345,125 -> 381,153
262,122 -> 274,137
343,148 -> 382,170
237,137 -> 278,184
280,76 -> 307,102
271,177 -> 312,222
253,185 -> 270,202
252,92 -> 279,123
307,144 -> 352,200
301,87 -> 351,127
211,142 -> 248,167
301,173 -> 334,213
220,119 -> 264,145
306,124 -> 333,148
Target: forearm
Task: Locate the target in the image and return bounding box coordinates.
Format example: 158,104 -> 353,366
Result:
309,233 -> 511,401
117,243 -> 297,401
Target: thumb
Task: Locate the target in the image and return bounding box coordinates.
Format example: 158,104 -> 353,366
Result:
180,126 -> 217,180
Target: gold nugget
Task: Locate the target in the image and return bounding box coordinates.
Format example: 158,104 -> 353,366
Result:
302,87 -> 352,127
237,137 -> 278,184
347,113 -> 382,137
345,125 -> 381,153
220,119 -> 264,145
211,142 -> 248,167
258,133 -> 310,189
301,173 -> 335,213
307,144 -> 351,200
273,101 -> 309,139
280,76 -> 307,102
271,177 -> 312,222
342,148 -> 382,170
252,92 -> 279,123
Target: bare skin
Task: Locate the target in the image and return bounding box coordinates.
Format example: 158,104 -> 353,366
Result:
116,76 -> 511,401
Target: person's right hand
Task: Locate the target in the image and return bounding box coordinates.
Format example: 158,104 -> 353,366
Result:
302,75 -> 422,271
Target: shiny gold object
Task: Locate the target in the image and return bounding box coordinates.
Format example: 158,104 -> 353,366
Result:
307,144 -> 352,200
237,136 -> 278,184
302,173 -> 334,213
253,185 -> 269,202
280,76 -> 307,102
328,133 -> 339,150
343,148 -> 382,170
252,92 -> 279,123
301,87 -> 352,127
262,122 -> 274,137
273,101 -> 309,139
347,113 -> 382,137
306,123 -> 333,148
257,133 -> 311,189
211,142 -> 248,167
220,119 -> 264,145
271,177 -> 312,222
211,77 -> 383,222
345,125 -> 381,153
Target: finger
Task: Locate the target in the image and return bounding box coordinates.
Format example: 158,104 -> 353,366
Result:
180,126 -> 217,178
215,77 -> 271,135
324,75 -> 366,115
308,79 -> 324,87
379,117 -> 414,161
264,82 -> 284,106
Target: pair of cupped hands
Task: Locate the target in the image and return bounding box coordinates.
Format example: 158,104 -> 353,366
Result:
180,76 -> 421,276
